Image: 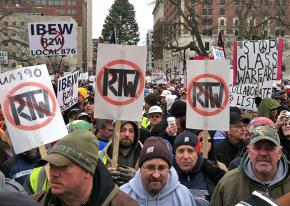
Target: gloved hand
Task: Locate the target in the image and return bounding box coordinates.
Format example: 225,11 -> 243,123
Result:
108,165 -> 136,185
117,165 -> 136,182
108,167 -> 121,181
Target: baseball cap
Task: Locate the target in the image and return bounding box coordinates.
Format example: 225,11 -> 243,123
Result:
249,125 -> 280,146
230,112 -> 243,124
174,130 -> 198,151
39,130 -> 99,174
77,112 -> 92,123
148,106 -> 163,115
160,90 -> 171,97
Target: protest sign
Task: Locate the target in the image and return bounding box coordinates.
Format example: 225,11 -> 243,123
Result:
151,71 -> 167,84
187,60 -> 230,131
57,71 -> 79,111
231,39 -> 283,110
95,43 -> 146,121
212,46 -> 225,60
28,22 -> 77,56
0,64 -> 67,154
0,50 -> 8,65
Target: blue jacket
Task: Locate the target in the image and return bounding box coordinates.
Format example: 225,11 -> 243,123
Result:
120,167 -> 197,206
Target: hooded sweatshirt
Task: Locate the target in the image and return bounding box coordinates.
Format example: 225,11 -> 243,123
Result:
120,167 -> 197,206
100,121 -> 142,168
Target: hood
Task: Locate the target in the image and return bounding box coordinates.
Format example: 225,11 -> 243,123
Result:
166,95 -> 177,112
257,98 -> 280,118
240,152 -> 289,186
128,167 -> 180,201
174,155 -> 204,177
44,160 -> 119,206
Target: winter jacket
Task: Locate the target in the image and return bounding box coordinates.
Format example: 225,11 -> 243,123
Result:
174,155 -> 218,201
214,138 -> 245,167
99,121 -> 142,169
0,152 -> 40,185
33,161 -> 138,206
210,153 -> 290,206
0,171 -> 26,193
120,167 -> 197,206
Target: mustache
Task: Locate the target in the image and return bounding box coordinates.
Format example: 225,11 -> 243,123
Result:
256,157 -> 272,163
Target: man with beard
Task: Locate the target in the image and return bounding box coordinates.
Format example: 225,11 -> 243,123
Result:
99,121 -> 142,185
210,126 -> 290,206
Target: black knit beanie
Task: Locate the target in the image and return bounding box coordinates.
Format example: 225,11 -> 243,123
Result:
174,130 -> 198,151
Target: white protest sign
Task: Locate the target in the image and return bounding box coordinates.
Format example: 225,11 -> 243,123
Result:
95,43 -> 146,121
57,71 -> 79,111
186,60 -> 230,131
212,46 -> 225,60
28,22 -> 77,56
0,65 -> 68,154
0,50 -> 8,65
231,39 -> 283,110
151,71 -> 167,84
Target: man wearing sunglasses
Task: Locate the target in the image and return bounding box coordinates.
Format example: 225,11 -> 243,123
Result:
147,106 -> 164,131
120,137 -> 197,205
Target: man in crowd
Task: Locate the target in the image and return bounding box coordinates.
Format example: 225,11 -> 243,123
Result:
99,121 -> 142,185
210,126 -> 290,206
120,137 -> 197,205
147,105 -> 164,132
214,112 -> 247,167
95,119 -> 113,150
35,130 -> 138,206
173,131 -> 223,201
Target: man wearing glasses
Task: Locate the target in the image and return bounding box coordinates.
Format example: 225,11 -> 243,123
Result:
120,137 -> 197,205
210,126 -> 290,206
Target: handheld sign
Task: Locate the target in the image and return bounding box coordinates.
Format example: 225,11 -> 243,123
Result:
231,39 -> 283,110
94,43 -> 146,121
0,64 -> 68,154
28,22 -> 77,56
212,46 -> 225,60
186,60 -> 230,131
0,50 -> 8,65
57,71 -> 79,111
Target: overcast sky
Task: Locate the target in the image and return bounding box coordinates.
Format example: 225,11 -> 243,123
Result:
92,0 -> 154,45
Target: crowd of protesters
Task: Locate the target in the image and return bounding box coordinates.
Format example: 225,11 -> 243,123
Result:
1,77 -> 290,206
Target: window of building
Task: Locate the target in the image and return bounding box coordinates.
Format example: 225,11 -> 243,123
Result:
48,1 -> 53,5
12,22 -> 17,26
59,9 -> 65,14
220,19 -> 225,26
205,42 -> 210,50
71,10 -> 76,14
203,0 -> 212,5
235,0 -> 240,5
59,0 -> 65,5
67,10 -> 72,14
41,0 -> 47,5
263,0 -> 268,6
68,1 -> 71,6
71,1 -> 76,6
220,8 -> 225,15
234,30 -> 239,36
21,22 -> 25,26
54,0 -> 59,5
220,0 -> 225,5
34,0 -> 41,4
4,21 -> 8,26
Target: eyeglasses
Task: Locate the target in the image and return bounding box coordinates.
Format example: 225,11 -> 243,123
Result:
149,114 -> 162,119
142,165 -> 169,174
